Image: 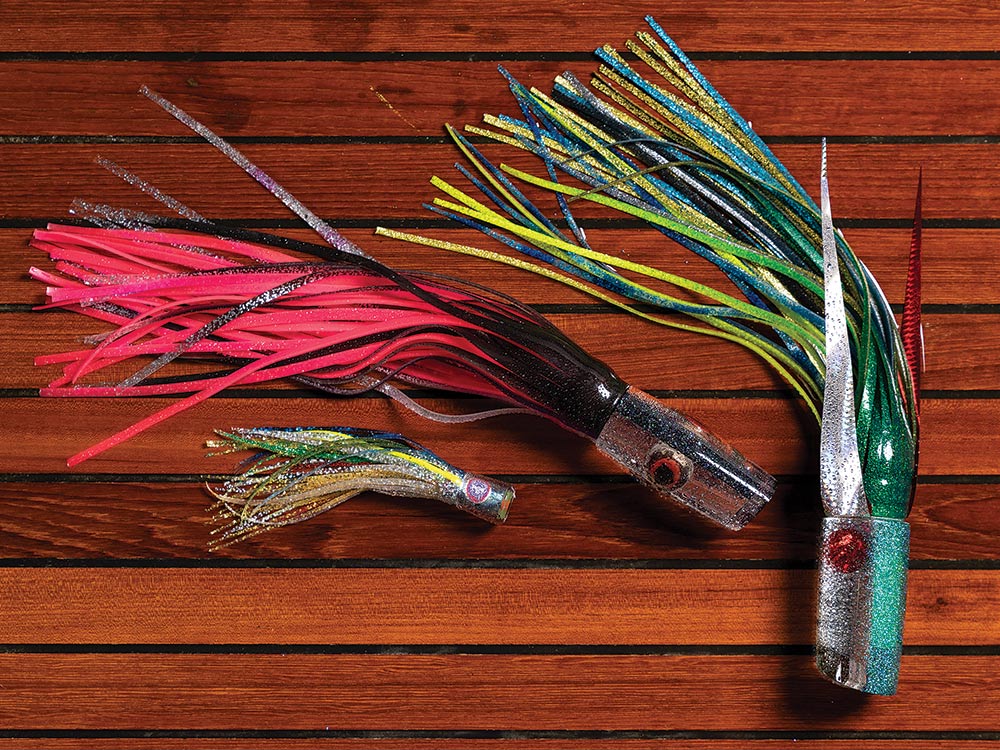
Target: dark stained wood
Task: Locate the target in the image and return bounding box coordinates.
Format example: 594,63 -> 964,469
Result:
0,568 -> 995,645
0,142 -> 981,220
5,311 -> 998,392
0,395 -> 809,476
0,653 -> 998,730
0,396 -> 993,476
0,482 -> 995,562
0,60 -> 995,137
5,227 -> 999,306
0,1 -> 997,52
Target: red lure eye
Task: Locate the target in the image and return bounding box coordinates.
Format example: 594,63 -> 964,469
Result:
649,455 -> 683,488
825,528 -> 868,573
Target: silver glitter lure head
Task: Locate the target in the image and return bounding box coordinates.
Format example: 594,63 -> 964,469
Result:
594,387 -> 775,530
440,472 -> 516,524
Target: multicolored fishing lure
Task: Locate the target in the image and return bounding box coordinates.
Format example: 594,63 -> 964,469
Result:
380,18 -> 922,694
28,89 -> 775,531
207,426 -> 515,546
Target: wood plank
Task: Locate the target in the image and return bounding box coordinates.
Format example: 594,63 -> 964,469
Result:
6,311 -> 997,392
5,227 -> 996,306
1,0 -> 997,52
0,481 -> 995,561
0,143 -> 975,220
0,568 -> 995,645
0,653 -> 997,730
1,60 -> 996,137
0,396 -> 808,476
0,397 -> 991,476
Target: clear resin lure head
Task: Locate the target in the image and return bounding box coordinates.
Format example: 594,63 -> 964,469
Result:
28,89 -> 774,531
380,18 -> 922,693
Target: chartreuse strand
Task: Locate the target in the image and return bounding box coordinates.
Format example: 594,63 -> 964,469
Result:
430,175 -> 826,358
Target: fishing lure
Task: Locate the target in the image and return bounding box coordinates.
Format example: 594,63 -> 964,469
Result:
28,89 -> 775,531
380,18 -> 922,694
207,426 -> 515,547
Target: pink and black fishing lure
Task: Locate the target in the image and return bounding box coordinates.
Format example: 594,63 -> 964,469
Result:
27,89 -> 775,530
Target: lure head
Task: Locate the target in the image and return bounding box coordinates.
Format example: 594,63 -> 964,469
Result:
441,473 -> 516,524
816,516 -> 910,695
594,387 -> 775,530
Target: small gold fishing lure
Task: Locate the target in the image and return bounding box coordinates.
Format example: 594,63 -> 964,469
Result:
206,427 -> 515,547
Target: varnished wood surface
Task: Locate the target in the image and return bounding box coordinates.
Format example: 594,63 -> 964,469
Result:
3,397 -> 999,476
1,653 -> 998,731
0,142 -> 994,219
2,60 -> 1000,137
0,2 -> 998,748
1,481 -> 997,561
1,568 -> 996,645
2,0 -> 998,52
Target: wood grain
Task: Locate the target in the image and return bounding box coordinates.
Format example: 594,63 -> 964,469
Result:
0,0 -> 996,52
0,568 -> 995,645
0,143 -> 980,220
0,60 -> 995,137
0,481 -> 996,561
0,653 -> 997,731
0,396 -> 994,476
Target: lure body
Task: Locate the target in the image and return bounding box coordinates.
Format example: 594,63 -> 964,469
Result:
813,154 -> 911,694
816,516 -> 910,694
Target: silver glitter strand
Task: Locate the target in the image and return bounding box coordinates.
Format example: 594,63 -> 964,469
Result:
819,141 -> 867,518
96,156 -> 207,222
139,86 -> 371,259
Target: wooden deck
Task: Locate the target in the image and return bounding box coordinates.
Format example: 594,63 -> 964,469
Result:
1,1 -> 998,747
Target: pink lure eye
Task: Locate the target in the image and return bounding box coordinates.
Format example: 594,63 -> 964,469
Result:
464,477 -> 491,504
